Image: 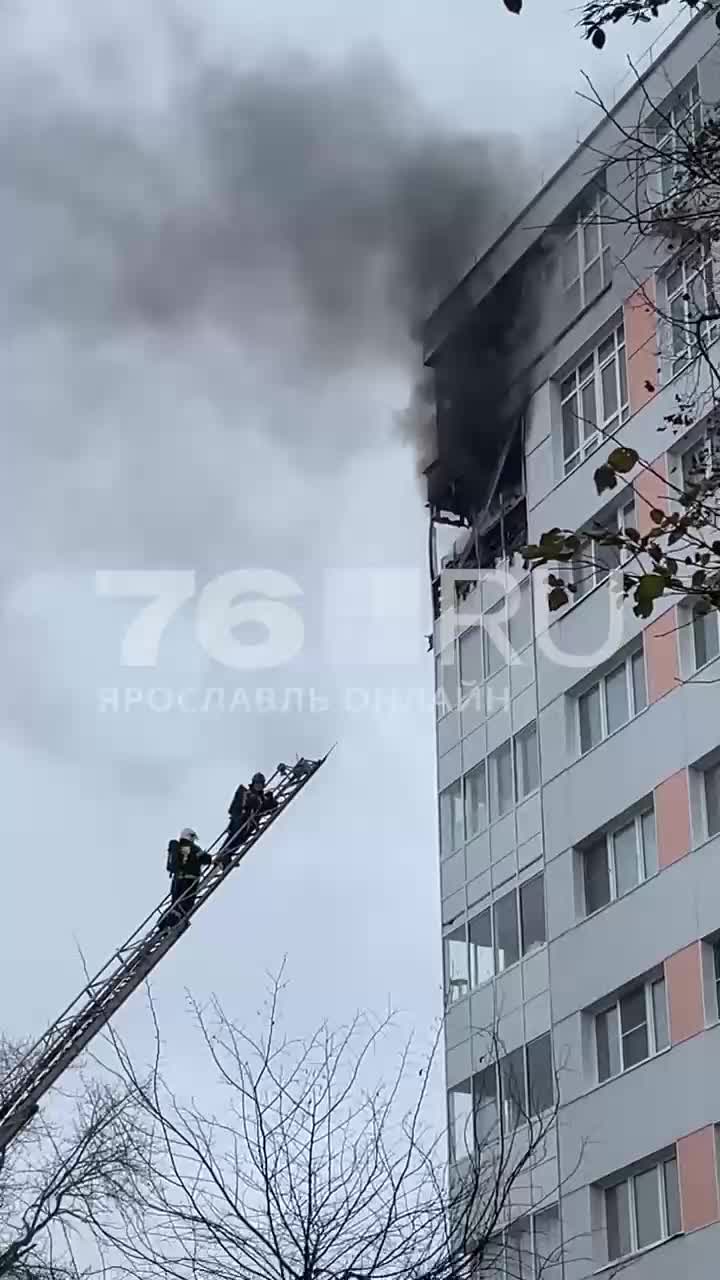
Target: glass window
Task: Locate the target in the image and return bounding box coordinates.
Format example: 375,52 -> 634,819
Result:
435,649 -> 458,715
596,1005 -> 621,1082
693,604 -> 719,670
520,874 -> 546,955
474,1063 -> 498,1146
579,685 -> 602,753
631,649 -> 648,713
613,820 -> 640,897
606,1180 -> 632,1261
514,722 -> 539,800
605,662 -> 629,734
634,1167 -> 663,1249
714,941 -> 720,1018
666,244 -> 718,377
444,925 -> 468,1005
705,762 -> 720,838
459,626 -> 484,701
448,1081 -> 472,1163
641,808 -> 657,877
490,741 -> 513,820
469,909 -> 493,988
533,1206 -> 561,1279
560,320 -> 626,474
494,890 -> 519,972
526,1033 -> 554,1116
464,762 -> 487,839
501,1046 -> 527,1129
657,76 -> 702,198
584,837 -> 611,914
508,581 -> 532,656
664,1157 -> 681,1236
652,978 -> 669,1051
484,601 -> 507,677
440,780 -> 463,855
619,987 -> 649,1068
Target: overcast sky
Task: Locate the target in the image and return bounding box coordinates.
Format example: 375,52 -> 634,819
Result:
0,0 -> 676,1083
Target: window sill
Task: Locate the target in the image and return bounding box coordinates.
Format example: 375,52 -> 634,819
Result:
590,1043 -> 671,1096
594,1231 -> 683,1274
577,700 -> 649,764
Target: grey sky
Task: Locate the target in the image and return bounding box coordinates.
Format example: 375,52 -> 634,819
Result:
1,0 -> 668,1071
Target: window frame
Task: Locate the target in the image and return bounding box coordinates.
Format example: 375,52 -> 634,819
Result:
577,645 -> 647,755
664,242 -> 719,380
655,75 -> 703,202
485,1205 -> 561,1280
570,490 -> 636,601
713,939 -> 720,1020
443,922 -> 469,1006
691,601 -> 720,671
604,1153 -> 681,1262
561,180 -> 612,315
582,804 -> 657,917
595,973 -> 669,1084
468,875 -> 547,990
560,321 -> 629,475
439,778 -> 464,856
703,759 -> 720,839
457,1030 -> 555,1163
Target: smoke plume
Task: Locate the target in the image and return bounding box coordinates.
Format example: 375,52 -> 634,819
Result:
0,3 -> 535,776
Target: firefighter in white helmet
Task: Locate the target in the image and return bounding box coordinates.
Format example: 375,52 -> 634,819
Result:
159,827 -> 211,930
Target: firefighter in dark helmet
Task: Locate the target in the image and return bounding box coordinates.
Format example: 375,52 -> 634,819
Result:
216,772 -> 278,866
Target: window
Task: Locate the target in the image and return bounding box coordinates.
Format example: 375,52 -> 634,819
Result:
605,1154 -> 681,1261
681,422 -> 720,493
577,646 -> 646,754
656,76 -> 702,200
527,1033 -> 554,1116
448,1080 -> 473,1164
489,740 -> 513,820
439,780 -> 463,855
665,245 -> 718,379
595,975 -> 668,1083
693,603 -> 720,670
562,181 -> 611,315
485,1206 -> 561,1280
435,648 -> 458,716
469,877 -> 546,989
713,940 -> 720,1018
704,761 -> 720,837
444,924 -> 469,1004
561,323 -> 628,474
514,722 -> 539,800
520,874 -> 546,955
483,600 -> 507,677
570,491 -> 635,598
464,762 -> 487,839
459,625 -> 484,704
473,1063 -> 499,1147
493,890 -> 520,973
469,908 -> 493,988
508,580 -> 532,655
583,805 -> 656,915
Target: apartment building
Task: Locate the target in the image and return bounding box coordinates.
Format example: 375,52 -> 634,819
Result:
427,12 -> 720,1278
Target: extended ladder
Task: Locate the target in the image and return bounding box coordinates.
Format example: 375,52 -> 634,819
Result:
0,755 -> 327,1157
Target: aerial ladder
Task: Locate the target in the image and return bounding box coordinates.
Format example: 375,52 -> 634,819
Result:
0,755 -> 327,1159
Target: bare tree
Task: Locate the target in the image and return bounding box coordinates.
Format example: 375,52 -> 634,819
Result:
0,1037 -> 149,1280
86,977 -> 587,1280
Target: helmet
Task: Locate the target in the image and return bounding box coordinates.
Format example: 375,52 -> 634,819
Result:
251,772 -> 266,788
180,827 -> 197,842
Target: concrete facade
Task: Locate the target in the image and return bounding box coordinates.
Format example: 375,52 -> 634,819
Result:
430,13 -> 720,1277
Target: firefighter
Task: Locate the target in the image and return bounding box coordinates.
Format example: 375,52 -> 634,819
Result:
216,772 -> 278,866
159,827 -> 211,930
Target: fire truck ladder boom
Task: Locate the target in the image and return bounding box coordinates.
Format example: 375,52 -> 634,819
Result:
0,754 -> 328,1158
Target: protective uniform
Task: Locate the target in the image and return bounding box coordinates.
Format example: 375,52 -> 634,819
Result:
159,828 -> 210,929
218,773 -> 278,865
